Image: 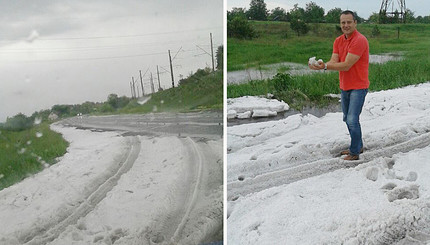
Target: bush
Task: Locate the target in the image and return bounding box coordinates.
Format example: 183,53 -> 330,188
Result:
371,25 -> 381,37
227,16 -> 256,39
100,103 -> 114,113
2,113 -> 34,131
290,19 -> 309,36
271,73 -> 293,92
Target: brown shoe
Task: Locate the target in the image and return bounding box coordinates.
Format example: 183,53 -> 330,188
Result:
344,154 -> 359,161
340,148 -> 364,155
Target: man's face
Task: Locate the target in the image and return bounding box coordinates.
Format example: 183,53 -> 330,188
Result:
340,14 -> 357,37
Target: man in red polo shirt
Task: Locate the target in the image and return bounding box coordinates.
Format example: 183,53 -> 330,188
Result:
309,10 -> 369,161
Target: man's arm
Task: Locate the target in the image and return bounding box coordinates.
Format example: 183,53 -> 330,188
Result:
309,53 -> 359,71
327,53 -> 360,71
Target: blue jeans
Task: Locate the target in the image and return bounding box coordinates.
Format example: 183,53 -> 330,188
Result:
341,89 -> 368,156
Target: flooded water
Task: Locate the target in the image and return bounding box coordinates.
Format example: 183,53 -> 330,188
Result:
227,53 -> 403,85
227,102 -> 342,126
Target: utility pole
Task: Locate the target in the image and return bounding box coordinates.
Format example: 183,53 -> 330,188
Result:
131,77 -> 137,98
168,50 -> 174,88
130,81 -> 134,98
157,65 -> 162,91
210,33 -> 215,71
133,76 -> 140,98
150,72 -> 155,94
139,70 -> 145,96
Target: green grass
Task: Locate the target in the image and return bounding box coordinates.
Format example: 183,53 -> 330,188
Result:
119,70 -> 223,114
228,22 -> 430,71
228,22 -> 430,109
0,123 -> 69,190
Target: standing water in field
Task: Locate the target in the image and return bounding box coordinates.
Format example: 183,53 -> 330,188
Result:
227,53 -> 403,85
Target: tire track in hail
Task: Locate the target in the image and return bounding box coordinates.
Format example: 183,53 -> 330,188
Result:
24,136 -> 141,245
170,137 -> 204,244
228,132 -> 430,201
145,137 -> 204,245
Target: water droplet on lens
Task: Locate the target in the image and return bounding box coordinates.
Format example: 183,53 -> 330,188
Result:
34,117 -> 42,125
152,106 -> 158,112
27,141 -> 32,145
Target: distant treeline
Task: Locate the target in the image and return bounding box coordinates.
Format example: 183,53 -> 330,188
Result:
228,1 -> 430,39
230,0 -> 429,24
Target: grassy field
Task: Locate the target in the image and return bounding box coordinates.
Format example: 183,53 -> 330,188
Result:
228,22 -> 430,71
228,22 -> 430,109
119,70 -> 223,114
0,123 -> 69,190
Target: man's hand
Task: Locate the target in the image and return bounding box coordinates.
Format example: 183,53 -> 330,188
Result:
308,61 -> 324,70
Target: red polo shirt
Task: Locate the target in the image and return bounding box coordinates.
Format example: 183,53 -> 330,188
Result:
333,30 -> 369,90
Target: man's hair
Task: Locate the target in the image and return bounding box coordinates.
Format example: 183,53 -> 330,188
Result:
341,10 -> 356,21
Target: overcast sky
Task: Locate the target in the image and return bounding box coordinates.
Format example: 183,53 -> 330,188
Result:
227,0 -> 430,20
0,0 -> 222,122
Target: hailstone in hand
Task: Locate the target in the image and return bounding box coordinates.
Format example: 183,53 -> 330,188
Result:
308,57 -> 323,66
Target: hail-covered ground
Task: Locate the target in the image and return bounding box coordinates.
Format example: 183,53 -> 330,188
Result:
227,83 -> 430,244
0,112 -> 223,245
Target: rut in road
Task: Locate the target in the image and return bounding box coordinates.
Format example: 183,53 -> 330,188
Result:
143,137 -> 204,245
23,136 -> 141,245
228,132 -> 430,201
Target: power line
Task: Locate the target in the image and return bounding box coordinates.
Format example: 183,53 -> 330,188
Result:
0,26 -> 222,42
0,38 -> 211,53
0,45 -> 221,63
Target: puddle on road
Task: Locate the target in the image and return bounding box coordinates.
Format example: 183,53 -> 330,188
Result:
228,102 -> 342,127
228,53 -> 403,85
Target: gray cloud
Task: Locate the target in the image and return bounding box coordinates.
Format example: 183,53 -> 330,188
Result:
0,0 -> 223,122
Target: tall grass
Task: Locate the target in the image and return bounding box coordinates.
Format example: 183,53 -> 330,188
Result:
228,57 -> 430,109
0,123 -> 69,190
370,59 -> 430,90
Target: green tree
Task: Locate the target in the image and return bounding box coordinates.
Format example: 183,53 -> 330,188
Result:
247,0 -> 268,20
227,16 -> 256,39
117,96 -> 131,108
79,101 -> 96,114
392,9 -> 400,23
415,15 -> 430,23
379,10 -> 388,24
107,94 -> 119,109
51,104 -> 71,117
289,4 -> 308,36
404,9 -> 415,23
353,11 -> 364,23
268,7 -> 288,21
289,4 -> 305,21
368,12 -> 380,24
2,113 -> 34,131
290,19 -> 309,36
304,1 -> 325,23
227,7 -> 247,21
100,103 -> 114,113
31,109 -> 51,123
325,8 -> 342,23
